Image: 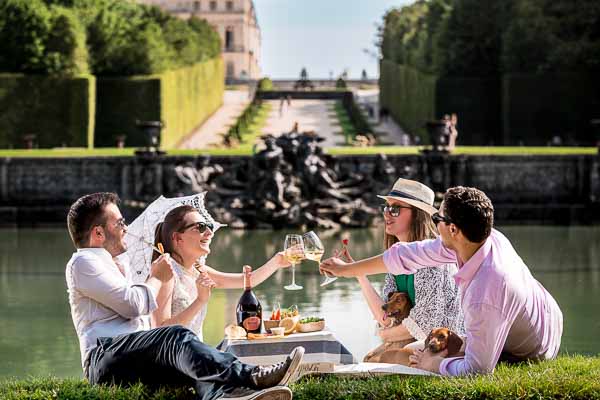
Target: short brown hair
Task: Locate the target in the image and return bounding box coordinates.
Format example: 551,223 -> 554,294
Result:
67,192 -> 120,248
443,186 -> 493,243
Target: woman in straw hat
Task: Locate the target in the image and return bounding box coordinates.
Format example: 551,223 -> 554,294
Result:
341,178 -> 465,355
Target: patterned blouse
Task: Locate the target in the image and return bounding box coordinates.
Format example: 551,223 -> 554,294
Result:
382,265 -> 465,340
170,261 -> 208,341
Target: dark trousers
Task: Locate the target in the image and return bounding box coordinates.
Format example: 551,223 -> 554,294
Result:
86,325 -> 255,400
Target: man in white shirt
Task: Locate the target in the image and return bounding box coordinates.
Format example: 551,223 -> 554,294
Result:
66,192 -> 304,400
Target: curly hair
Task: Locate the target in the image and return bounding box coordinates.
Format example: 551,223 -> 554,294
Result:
443,187 -> 494,243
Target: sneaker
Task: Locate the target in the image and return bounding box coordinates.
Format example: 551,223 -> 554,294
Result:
221,386 -> 292,400
250,346 -> 305,388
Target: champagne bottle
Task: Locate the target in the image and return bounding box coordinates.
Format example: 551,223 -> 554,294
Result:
236,265 -> 262,333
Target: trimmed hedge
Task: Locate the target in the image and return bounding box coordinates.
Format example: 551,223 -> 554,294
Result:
380,60 -> 436,142
503,73 -> 600,145
95,58 -> 223,148
381,60 -> 600,145
0,73 -> 95,148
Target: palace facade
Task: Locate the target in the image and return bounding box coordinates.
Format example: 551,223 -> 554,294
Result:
138,0 -> 261,81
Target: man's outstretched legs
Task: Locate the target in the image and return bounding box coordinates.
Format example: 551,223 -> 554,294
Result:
87,326 -> 304,400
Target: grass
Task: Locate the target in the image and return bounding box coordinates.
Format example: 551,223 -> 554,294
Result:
227,102 -> 272,153
0,145 -> 595,158
291,355 -> 600,400
1,356 -> 598,399
332,101 -> 356,144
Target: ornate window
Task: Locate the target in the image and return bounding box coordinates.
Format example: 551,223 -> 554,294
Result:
226,62 -> 235,77
225,26 -> 234,51
193,1 -> 200,12
209,1 -> 217,11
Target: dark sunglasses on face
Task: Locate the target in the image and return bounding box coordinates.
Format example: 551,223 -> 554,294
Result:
380,204 -> 412,217
182,221 -> 213,233
432,212 -> 452,225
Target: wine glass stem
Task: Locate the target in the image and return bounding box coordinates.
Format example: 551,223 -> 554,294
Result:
291,263 -> 296,285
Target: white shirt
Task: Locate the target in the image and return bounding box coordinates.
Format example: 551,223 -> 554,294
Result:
65,248 -> 158,367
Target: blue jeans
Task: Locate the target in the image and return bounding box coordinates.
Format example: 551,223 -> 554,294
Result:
86,325 -> 255,400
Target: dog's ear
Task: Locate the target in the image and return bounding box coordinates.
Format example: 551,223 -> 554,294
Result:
424,330 -> 433,349
446,330 -> 463,356
398,294 -> 412,319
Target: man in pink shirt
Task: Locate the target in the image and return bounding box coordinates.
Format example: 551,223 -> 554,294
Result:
320,186 -> 563,376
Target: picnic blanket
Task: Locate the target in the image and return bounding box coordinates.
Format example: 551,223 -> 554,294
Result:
217,329 -> 436,379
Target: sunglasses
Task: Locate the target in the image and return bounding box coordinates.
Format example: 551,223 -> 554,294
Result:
380,204 -> 412,217
431,212 -> 452,225
181,221 -> 213,233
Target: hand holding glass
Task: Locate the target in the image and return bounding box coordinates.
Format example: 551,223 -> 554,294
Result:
303,231 -> 337,286
284,234 -> 304,290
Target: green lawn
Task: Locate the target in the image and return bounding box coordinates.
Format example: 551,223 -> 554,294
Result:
331,101 -> 356,144
228,102 -> 272,153
1,356 -> 598,400
0,145 -> 595,158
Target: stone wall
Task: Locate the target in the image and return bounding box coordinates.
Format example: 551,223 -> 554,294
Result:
0,154 -> 598,227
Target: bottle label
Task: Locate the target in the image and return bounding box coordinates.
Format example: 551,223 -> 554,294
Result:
242,316 -> 261,331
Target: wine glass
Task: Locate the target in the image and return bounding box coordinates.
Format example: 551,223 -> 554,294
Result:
284,234 -> 304,291
304,231 -> 337,286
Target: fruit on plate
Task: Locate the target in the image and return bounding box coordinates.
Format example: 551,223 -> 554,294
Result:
278,316 -> 299,334
224,324 -> 247,339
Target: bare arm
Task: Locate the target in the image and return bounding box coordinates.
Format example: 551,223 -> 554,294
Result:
356,276 -> 388,325
378,323 -> 414,342
203,252 -> 290,289
153,273 -> 215,328
319,254 -> 388,278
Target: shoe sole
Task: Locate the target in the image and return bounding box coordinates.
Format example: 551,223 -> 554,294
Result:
278,346 -> 305,386
230,386 -> 291,400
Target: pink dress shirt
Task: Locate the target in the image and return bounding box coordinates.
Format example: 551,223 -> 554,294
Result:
383,229 -> 563,376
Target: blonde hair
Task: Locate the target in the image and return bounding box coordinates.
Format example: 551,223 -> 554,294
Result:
383,207 -> 438,249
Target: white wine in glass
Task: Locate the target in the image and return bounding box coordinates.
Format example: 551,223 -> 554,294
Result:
303,231 -> 337,286
284,234 -> 304,291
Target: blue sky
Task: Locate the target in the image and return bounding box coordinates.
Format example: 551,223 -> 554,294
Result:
254,0 -> 409,79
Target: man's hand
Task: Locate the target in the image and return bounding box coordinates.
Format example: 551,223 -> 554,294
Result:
150,253 -> 174,283
409,348 -> 447,373
319,257 -> 349,277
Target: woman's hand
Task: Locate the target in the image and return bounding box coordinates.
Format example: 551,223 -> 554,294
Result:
377,326 -> 397,342
270,251 -> 292,270
319,257 -> 349,277
195,272 -> 216,304
150,253 -> 174,283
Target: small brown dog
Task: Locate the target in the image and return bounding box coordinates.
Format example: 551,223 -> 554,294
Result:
363,292 -> 415,364
424,327 -> 464,357
381,292 -> 412,326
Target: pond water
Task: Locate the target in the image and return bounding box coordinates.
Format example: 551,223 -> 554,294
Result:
1,226 -> 599,380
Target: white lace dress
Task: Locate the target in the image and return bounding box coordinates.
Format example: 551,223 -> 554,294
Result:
382,265 -> 465,341
170,261 -> 208,341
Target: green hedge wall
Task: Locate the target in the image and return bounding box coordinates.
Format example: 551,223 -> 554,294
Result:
0,73 -> 95,148
503,73 -> 600,145
436,77 -> 501,145
380,60 -> 436,142
95,58 -> 223,148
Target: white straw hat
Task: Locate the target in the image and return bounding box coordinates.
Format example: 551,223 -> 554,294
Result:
377,178 -> 437,215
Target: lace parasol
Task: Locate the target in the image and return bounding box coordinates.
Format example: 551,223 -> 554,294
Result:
122,193 -> 224,284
